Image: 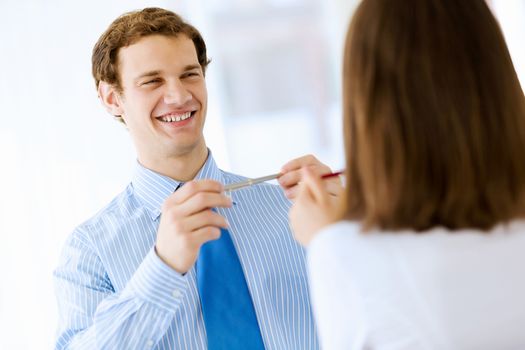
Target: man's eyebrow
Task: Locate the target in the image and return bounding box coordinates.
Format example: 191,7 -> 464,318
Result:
134,70 -> 161,82
184,64 -> 201,71
133,65 -> 201,82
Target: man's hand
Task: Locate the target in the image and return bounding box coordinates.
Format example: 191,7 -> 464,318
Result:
155,180 -> 232,274
278,154 -> 343,200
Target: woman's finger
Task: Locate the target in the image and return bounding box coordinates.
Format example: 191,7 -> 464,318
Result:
301,168 -> 330,205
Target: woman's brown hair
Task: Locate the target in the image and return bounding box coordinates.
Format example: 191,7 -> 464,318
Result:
342,0 -> 525,231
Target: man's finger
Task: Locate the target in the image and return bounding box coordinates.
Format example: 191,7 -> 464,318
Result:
188,226 -> 223,247
180,209 -> 229,232
173,192 -> 232,217
167,180 -> 224,205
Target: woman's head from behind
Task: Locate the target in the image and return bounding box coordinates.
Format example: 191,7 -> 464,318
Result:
343,0 -> 525,231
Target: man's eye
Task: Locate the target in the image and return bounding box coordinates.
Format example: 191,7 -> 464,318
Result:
184,72 -> 200,78
142,79 -> 161,85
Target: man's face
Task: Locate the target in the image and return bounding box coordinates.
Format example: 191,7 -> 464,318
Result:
114,34 -> 208,166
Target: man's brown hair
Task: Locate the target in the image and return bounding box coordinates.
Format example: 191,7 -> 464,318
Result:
342,0 -> 525,231
92,7 -> 210,93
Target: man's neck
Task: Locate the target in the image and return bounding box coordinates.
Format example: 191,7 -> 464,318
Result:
138,145 -> 209,182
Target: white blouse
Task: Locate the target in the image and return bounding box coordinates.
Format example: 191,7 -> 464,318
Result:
307,220 -> 525,350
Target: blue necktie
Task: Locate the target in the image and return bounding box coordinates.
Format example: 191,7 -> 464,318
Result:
196,223 -> 265,350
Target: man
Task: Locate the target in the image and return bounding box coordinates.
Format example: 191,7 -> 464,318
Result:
53,7 -> 339,349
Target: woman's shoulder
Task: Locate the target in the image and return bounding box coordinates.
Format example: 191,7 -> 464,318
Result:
311,220 -> 363,244
312,218 -> 525,242
308,220 -> 383,255
308,219 -> 525,267
307,221 -> 366,268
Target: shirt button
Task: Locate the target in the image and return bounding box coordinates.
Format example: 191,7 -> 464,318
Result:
147,340 -> 154,347
172,289 -> 182,298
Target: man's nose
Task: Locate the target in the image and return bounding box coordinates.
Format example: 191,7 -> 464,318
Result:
164,80 -> 192,105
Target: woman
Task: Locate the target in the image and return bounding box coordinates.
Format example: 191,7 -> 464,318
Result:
288,0 -> 525,348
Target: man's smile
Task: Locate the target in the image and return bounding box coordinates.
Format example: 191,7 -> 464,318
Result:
156,110 -> 196,123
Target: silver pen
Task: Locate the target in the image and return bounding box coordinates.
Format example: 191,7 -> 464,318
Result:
223,173 -> 282,192
223,169 -> 345,192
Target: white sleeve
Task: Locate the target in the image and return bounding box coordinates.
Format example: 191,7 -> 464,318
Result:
307,222 -> 368,350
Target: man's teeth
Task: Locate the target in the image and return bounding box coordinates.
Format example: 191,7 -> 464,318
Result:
160,112 -> 192,122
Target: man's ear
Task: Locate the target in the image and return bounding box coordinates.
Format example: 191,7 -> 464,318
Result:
98,81 -> 124,117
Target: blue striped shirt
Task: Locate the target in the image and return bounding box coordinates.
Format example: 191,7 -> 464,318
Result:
54,153 -> 319,349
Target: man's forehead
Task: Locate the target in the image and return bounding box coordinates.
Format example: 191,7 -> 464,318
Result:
117,34 -> 199,76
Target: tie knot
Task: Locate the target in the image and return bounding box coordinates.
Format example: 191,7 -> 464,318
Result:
174,182 -> 184,192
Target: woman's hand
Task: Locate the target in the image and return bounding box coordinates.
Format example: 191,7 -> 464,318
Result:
278,154 -> 343,200
289,168 -> 342,246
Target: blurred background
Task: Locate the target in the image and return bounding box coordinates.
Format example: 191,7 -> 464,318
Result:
0,0 -> 523,348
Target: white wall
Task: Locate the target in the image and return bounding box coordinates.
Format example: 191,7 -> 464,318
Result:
492,0 -> 525,89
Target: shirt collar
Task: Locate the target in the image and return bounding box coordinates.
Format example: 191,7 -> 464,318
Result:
132,150 -> 224,220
